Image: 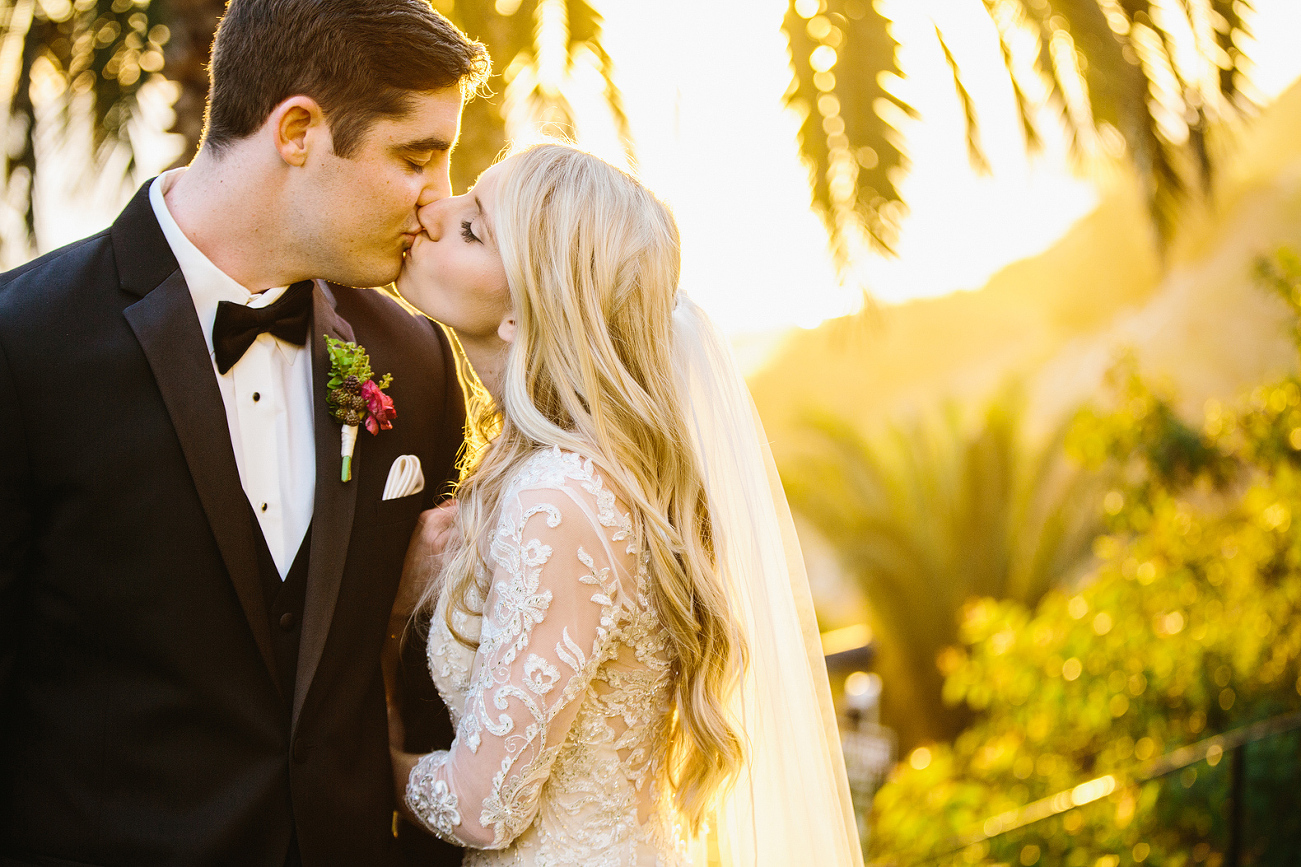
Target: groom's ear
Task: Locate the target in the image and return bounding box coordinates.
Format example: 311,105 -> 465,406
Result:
270,96 -> 328,167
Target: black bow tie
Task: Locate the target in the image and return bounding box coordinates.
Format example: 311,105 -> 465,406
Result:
212,280 -> 314,374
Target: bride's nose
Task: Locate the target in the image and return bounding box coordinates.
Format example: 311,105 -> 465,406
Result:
417,201 -> 444,240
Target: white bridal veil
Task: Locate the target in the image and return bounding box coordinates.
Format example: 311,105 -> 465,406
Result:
673,295 -> 864,867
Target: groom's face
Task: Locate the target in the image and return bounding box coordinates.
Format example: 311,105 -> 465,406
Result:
301,87 -> 464,287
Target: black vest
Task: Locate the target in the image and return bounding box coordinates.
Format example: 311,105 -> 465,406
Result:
250,505 -> 310,867
249,504 -> 312,711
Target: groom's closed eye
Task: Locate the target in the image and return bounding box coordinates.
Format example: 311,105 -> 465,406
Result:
399,149 -> 437,173
393,135 -> 456,171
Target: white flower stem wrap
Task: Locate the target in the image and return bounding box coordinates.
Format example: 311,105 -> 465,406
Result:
673,295 -> 863,867
340,423 -> 359,482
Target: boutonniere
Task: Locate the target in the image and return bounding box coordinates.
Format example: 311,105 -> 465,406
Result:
325,336 -> 396,482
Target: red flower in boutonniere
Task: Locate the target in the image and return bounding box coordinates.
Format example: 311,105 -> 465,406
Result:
325,336 -> 395,482
361,378 -> 396,435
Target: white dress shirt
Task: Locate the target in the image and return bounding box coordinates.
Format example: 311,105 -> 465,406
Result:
150,168 -> 316,579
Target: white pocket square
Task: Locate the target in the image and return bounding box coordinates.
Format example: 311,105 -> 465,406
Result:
382,455 -> 425,500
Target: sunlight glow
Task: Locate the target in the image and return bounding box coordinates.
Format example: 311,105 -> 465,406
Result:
20,0 -> 1301,343
1070,775 -> 1117,806
809,44 -> 838,73
821,624 -> 873,655
794,0 -> 820,19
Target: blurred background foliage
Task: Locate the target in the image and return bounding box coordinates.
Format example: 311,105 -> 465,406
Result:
780,0 -> 1256,261
0,0 -> 170,241
0,0 -> 1261,263
863,248 -> 1301,864
748,18 -> 1301,851
422,0 -> 630,197
784,393 -> 1108,748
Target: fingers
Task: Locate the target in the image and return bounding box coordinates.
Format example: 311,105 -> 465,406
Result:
395,500 -> 459,622
417,500 -> 458,556
414,499 -> 455,541
413,500 -> 456,544
426,498 -> 458,530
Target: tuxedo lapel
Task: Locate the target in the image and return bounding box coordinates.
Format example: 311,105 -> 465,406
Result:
293,281 -> 359,732
123,270 -> 280,693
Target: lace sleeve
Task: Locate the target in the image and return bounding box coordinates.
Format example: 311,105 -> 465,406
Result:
405,478 -> 635,849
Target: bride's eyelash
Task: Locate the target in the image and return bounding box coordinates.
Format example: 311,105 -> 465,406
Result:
460,220 -> 479,243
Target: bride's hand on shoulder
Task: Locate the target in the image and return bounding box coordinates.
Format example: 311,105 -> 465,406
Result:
393,499 -> 459,624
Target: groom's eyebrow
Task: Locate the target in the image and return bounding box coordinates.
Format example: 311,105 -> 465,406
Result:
395,135 -> 456,156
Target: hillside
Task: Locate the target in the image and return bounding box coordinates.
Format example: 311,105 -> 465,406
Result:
751,78 -> 1301,462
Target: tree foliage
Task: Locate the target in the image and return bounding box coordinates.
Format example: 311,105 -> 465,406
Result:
781,0 -> 911,266
430,0 -> 629,195
868,250 -> 1301,866
0,0 -> 168,244
1,0 -> 1262,268
780,0 -> 1257,260
0,0 -> 624,256
783,391 -> 1106,749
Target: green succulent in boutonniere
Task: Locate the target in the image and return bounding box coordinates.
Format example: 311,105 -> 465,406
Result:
325,336 -> 396,482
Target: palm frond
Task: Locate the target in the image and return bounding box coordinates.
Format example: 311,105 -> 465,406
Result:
1208,0 -> 1251,107
447,0 -> 630,190
781,0 -> 911,259
1048,0 -> 1255,244
980,0 -> 1043,153
933,21 -> 991,175
443,0 -> 533,193
565,0 -> 632,165
784,0 -> 1259,270
1039,0 -> 1180,245
781,393 -> 1105,743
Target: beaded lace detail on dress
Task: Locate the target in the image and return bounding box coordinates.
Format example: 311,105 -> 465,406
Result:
409,447 -> 689,866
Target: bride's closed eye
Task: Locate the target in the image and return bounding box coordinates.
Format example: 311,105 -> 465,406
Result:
460,221 -> 480,243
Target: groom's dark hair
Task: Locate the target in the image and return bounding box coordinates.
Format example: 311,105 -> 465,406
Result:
203,0 -> 488,157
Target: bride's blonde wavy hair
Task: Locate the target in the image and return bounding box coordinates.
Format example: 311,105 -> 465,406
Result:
423,143 -> 745,830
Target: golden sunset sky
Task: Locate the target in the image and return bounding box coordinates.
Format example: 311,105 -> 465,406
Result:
26,0 -> 1301,339
595,0 -> 1301,335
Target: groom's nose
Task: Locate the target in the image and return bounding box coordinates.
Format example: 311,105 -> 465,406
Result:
416,164 -> 452,209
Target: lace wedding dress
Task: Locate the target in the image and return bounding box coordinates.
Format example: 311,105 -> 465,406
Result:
407,446 -> 691,866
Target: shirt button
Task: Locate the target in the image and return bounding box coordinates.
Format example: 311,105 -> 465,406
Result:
279,611 -> 297,631
260,503 -> 268,512
252,392 -> 261,402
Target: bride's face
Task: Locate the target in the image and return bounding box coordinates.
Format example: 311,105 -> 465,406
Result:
397,160 -> 512,345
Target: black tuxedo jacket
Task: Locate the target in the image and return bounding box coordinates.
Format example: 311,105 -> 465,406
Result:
0,182 -> 464,866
